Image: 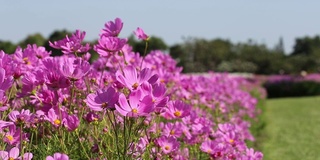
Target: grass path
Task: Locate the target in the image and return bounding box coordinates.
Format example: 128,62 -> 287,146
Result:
262,96 -> 320,160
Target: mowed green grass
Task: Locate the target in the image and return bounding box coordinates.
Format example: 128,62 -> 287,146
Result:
262,96 -> 320,160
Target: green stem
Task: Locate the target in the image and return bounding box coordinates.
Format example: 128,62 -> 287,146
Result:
123,116 -> 127,160
139,41 -> 149,69
76,130 -> 91,159
107,111 -> 120,158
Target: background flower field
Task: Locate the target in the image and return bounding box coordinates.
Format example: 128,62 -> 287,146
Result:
0,18 -> 266,159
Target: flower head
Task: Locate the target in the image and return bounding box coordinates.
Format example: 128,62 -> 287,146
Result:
0,67 -> 13,91
94,36 -> 127,57
115,89 -> 154,117
101,18 -> 123,37
46,153 -> 69,160
59,57 -> 91,81
49,30 -> 91,54
86,86 -> 119,111
134,27 -> 149,41
63,114 -> 80,132
116,66 -> 154,91
0,147 -> 33,160
164,100 -> 191,119
156,136 -> 179,154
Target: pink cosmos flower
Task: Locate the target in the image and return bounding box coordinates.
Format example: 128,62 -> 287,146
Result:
115,89 -> 154,117
84,112 -> 101,123
46,108 -> 65,127
8,109 -> 32,125
59,57 -> 91,81
0,90 -> 8,111
0,67 -> 13,91
200,140 -> 215,155
24,44 -> 51,60
134,27 -> 149,41
164,100 -> 191,119
86,86 -> 119,111
45,72 -> 71,89
94,36 -> 127,57
101,18 -> 123,37
116,66 -> 154,91
63,114 -> 80,131
0,147 -> 33,160
243,148 -> 263,160
0,120 -> 13,129
49,30 -> 91,54
162,122 -> 183,138
2,125 -> 21,145
140,83 -> 168,113
156,136 -> 180,154
46,153 -> 69,160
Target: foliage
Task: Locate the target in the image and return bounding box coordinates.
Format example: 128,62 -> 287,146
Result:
260,74 -> 320,98
3,29 -> 320,74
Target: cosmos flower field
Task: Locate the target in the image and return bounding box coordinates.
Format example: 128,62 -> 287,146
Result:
0,18 -> 264,159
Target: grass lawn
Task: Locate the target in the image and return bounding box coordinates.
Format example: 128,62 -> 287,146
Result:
262,96 -> 320,160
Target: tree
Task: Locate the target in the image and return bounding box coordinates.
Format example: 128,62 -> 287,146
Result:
291,36 -> 320,56
128,34 -> 168,55
18,33 -> 46,48
0,40 -> 16,54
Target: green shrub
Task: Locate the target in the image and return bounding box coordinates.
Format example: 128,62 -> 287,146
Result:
264,80 -> 320,98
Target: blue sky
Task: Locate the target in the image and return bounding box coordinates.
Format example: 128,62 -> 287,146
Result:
1,1 -> 319,54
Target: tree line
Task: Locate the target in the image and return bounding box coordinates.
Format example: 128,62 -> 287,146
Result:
1,30 -> 320,75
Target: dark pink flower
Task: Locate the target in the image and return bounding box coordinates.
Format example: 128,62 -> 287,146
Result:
46,108 -> 65,127
94,36 -> 127,57
8,109 -> 32,125
45,72 -> 71,89
46,153 -> 69,160
84,112 -> 101,123
164,100 -> 191,119
140,83 -> 168,113
156,136 -> 179,154
63,114 -> 80,132
115,89 -> 154,117
24,44 -> 51,60
200,140 -> 215,155
0,67 -> 13,91
116,66 -> 154,91
0,90 -> 8,111
101,18 -> 123,37
162,122 -> 183,138
134,27 -> 149,41
59,57 -> 91,81
243,148 -> 263,160
2,125 -> 21,145
0,120 -> 13,129
0,147 -> 33,160
49,30 -> 91,54
86,86 -> 119,111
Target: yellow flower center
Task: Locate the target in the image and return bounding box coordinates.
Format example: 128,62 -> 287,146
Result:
132,83 -> 139,90
132,108 -> 138,114
23,57 -> 31,65
170,130 -> 175,135
9,157 -> 14,160
6,135 -> 13,141
174,111 -> 181,117
102,102 -> 108,108
229,139 -> 234,143
164,145 -> 170,150
54,119 -> 61,125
